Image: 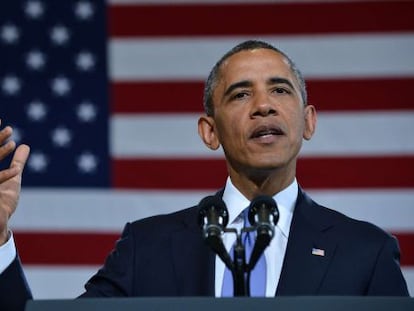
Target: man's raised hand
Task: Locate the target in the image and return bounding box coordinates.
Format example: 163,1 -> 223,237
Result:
0,122 -> 30,245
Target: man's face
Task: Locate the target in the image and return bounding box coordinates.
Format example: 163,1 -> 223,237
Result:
200,48 -> 316,176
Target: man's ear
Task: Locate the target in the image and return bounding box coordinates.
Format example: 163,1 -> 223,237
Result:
303,105 -> 317,140
198,115 -> 221,150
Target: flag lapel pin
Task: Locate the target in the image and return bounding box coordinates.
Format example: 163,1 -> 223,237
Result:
312,248 -> 325,257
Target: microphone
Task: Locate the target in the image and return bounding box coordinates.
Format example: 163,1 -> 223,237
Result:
247,195 -> 279,270
198,195 -> 229,239
198,196 -> 233,269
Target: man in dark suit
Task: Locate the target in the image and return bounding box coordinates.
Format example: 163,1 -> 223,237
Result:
0,40 -> 409,311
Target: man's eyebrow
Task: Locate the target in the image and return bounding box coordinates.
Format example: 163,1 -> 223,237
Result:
223,80 -> 253,97
223,77 -> 295,98
268,77 -> 295,89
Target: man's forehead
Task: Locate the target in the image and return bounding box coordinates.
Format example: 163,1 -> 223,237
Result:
220,49 -> 292,76
225,48 -> 286,63
218,49 -> 296,85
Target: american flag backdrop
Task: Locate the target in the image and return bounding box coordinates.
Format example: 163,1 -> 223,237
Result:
0,0 -> 413,298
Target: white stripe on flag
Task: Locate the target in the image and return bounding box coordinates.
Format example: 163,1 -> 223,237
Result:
109,34 -> 414,80
11,189 -> 414,232
110,112 -> 414,158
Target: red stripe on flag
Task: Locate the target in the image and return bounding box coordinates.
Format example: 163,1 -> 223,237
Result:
112,156 -> 414,190
297,156 -> 414,190
15,232 -> 119,265
113,158 -> 228,190
14,231 -> 414,266
109,1 -> 414,37
112,78 -> 414,113
308,78 -> 414,112
395,233 -> 414,266
111,81 -> 204,113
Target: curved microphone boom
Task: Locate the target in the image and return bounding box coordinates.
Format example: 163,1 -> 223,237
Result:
247,195 -> 279,271
198,196 -> 233,269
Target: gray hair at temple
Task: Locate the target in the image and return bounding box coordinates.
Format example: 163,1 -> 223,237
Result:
203,40 -> 308,117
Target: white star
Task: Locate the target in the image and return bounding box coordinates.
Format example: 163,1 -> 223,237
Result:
0,24 -> 20,44
50,25 -> 70,45
51,76 -> 71,96
74,1 -> 94,20
24,0 -> 45,19
28,152 -> 48,172
27,100 -> 47,121
26,50 -> 46,70
75,51 -> 95,71
10,127 -> 22,143
77,101 -> 97,122
51,126 -> 72,147
77,152 -> 98,173
2,75 -> 22,96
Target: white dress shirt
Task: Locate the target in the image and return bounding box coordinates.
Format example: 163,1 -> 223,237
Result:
215,177 -> 297,297
0,231 -> 16,274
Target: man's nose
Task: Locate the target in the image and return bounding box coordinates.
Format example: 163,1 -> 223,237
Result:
251,93 -> 277,117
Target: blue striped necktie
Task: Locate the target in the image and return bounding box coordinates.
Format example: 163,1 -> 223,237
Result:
221,209 -> 267,297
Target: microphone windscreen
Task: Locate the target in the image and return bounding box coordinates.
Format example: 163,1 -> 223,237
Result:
197,195 -> 229,228
248,195 -> 279,226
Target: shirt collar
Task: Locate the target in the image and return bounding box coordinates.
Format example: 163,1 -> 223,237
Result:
222,177 -> 298,238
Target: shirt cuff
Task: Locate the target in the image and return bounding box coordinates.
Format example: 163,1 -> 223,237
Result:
0,230 -> 17,274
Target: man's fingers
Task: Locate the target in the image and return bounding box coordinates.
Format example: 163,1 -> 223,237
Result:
0,125 -> 12,141
0,167 -> 19,184
0,139 -> 16,161
0,125 -> 15,161
0,145 -> 29,183
11,144 -> 30,171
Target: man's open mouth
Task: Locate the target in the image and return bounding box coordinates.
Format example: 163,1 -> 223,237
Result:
250,126 -> 285,139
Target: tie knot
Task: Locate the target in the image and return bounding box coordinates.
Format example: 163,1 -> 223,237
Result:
242,209 -> 254,245
243,208 -> 251,228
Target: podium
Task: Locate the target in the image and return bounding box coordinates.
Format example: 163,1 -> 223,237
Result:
26,296 -> 414,311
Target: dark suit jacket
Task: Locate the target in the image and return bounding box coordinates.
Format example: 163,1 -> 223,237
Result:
0,189 -> 409,310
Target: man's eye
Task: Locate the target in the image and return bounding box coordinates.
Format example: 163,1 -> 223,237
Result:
232,92 -> 248,99
274,87 -> 290,94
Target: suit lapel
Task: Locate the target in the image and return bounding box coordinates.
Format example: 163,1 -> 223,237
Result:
276,189 -> 338,295
171,208 -> 215,296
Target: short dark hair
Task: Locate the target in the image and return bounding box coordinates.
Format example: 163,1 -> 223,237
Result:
203,40 -> 307,116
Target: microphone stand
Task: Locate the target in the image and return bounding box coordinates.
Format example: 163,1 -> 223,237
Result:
224,226 -> 257,297
232,230 -> 247,296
